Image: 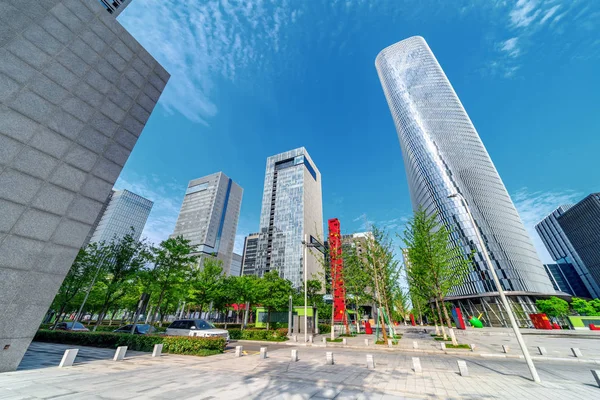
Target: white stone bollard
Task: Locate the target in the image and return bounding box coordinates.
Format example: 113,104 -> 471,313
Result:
537,346 -> 546,356
448,328 -> 458,346
440,342 -> 446,350
235,345 -> 243,357
152,344 -> 163,357
326,351 -> 334,365
457,360 -> 469,376
260,347 -> 267,359
591,370 -> 600,387
322,337 -> 327,343
308,335 -> 313,343
502,345 -> 509,353
413,341 -> 418,349
113,346 -> 127,361
412,357 -> 422,373
387,339 -> 393,348
291,349 -> 298,362
469,344 -> 476,352
293,335 -> 297,342
342,338 -> 347,345
572,348 -> 583,358
59,349 -> 79,367
365,339 -> 370,346
366,354 -> 375,369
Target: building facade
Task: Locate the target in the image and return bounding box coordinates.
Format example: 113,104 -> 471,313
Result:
375,36 -> 555,326
171,172 -> 242,275
0,0 -> 169,371
536,205 -> 600,298
88,189 -> 152,244
241,232 -> 260,276
557,193 -> 600,296
544,263 -> 590,298
82,189 -> 114,246
230,253 -> 243,277
254,148 -> 324,289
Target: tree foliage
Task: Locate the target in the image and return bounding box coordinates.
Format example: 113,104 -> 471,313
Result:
571,297 -> 600,316
536,296 -> 569,318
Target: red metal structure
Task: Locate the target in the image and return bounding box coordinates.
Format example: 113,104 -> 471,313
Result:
328,218 -> 347,325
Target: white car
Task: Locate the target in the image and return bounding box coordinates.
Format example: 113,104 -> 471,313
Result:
166,319 -> 229,342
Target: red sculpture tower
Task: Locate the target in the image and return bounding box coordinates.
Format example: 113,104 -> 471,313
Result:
328,218 -> 347,325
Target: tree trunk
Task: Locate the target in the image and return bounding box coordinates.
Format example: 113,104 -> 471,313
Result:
441,298 -> 453,329
52,304 -> 67,329
434,297 -> 447,340
379,307 -> 389,341
150,289 -> 166,325
355,301 -> 361,333
243,302 -> 250,330
267,308 -> 271,331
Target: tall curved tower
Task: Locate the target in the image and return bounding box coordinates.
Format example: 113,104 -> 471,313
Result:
375,37 -> 555,324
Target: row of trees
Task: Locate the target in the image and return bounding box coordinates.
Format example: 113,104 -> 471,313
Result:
50,233 -> 312,330
537,296 -> 600,318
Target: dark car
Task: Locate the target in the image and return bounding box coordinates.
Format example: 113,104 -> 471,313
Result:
54,322 -> 90,332
113,324 -> 157,335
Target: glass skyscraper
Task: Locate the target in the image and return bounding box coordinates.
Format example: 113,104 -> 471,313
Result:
376,36 -> 555,325
171,172 -> 242,275
536,205 -> 600,298
88,190 -> 153,244
241,232 -> 260,276
255,148 -> 324,289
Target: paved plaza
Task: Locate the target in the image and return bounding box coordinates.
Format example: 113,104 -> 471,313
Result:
2,337 -> 600,399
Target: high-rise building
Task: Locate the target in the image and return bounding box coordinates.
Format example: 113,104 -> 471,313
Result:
88,189 -> 152,244
82,190 -> 114,246
556,193 -> 600,297
171,172 -> 242,275
241,232 -> 260,276
255,148 -> 324,288
0,0 -> 169,371
230,253 -> 243,277
375,36 -> 555,326
543,263 -> 590,298
535,205 -> 600,298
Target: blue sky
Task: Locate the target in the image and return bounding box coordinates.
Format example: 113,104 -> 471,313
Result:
114,0 -> 599,262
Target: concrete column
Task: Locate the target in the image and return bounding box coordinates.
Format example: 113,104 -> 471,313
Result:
326,352 -> 334,365
59,349 -> 79,368
342,338 -> 347,345
412,357 -> 422,373
365,339 -> 369,346
235,345 -> 243,357
366,354 -> 375,369
440,343 -> 446,350
113,346 -> 127,361
152,344 -> 163,357
260,347 -> 267,359
291,349 -> 298,362
457,360 -> 469,376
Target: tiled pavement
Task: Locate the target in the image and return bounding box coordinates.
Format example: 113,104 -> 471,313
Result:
2,341 -> 600,399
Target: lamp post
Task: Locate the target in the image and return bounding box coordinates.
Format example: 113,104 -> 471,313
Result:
302,234 -> 318,343
448,192 -> 541,383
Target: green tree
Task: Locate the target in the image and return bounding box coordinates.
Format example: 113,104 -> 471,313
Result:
343,245 -> 373,332
234,275 -> 260,329
93,233 -> 152,330
571,297 -> 598,316
257,271 -> 293,330
536,296 -> 569,318
149,236 -> 198,324
50,244 -> 102,327
403,208 -> 471,334
188,257 -> 224,316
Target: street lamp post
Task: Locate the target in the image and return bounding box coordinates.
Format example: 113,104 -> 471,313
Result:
448,192 -> 541,383
302,234 -> 318,343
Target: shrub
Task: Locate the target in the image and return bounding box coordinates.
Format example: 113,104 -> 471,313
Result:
318,324 -> 331,333
326,338 -> 343,343
33,330 -> 225,355
434,337 -> 452,342
226,328 -> 288,342
375,339 -> 399,345
445,344 -> 470,349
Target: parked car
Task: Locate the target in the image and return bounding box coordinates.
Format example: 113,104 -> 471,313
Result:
166,319 -> 229,342
53,322 -> 89,332
113,324 -> 157,335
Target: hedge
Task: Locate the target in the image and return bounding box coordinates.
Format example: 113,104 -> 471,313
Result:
227,328 -> 288,341
34,330 -> 225,355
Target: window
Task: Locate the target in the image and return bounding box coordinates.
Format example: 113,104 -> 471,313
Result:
186,183 -> 209,195
195,320 -> 215,330
74,322 -> 85,329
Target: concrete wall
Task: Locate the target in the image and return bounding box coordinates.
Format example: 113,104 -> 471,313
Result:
0,0 -> 169,372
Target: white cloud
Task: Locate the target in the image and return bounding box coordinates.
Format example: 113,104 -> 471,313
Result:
120,0 -> 292,125
500,37 -> 520,57
114,174 -> 185,245
540,4 -> 561,24
512,187 -> 582,263
510,0 -> 541,28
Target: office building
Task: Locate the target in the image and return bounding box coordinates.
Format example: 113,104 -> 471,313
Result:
536,205 -> 600,298
557,193 -> 600,297
544,262 -> 590,298
0,0 -> 169,371
376,36 -> 555,326
230,253 -> 243,277
88,189 -> 152,244
255,148 -> 324,288
82,190 -> 114,246
241,232 -> 260,275
171,172 -> 242,275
